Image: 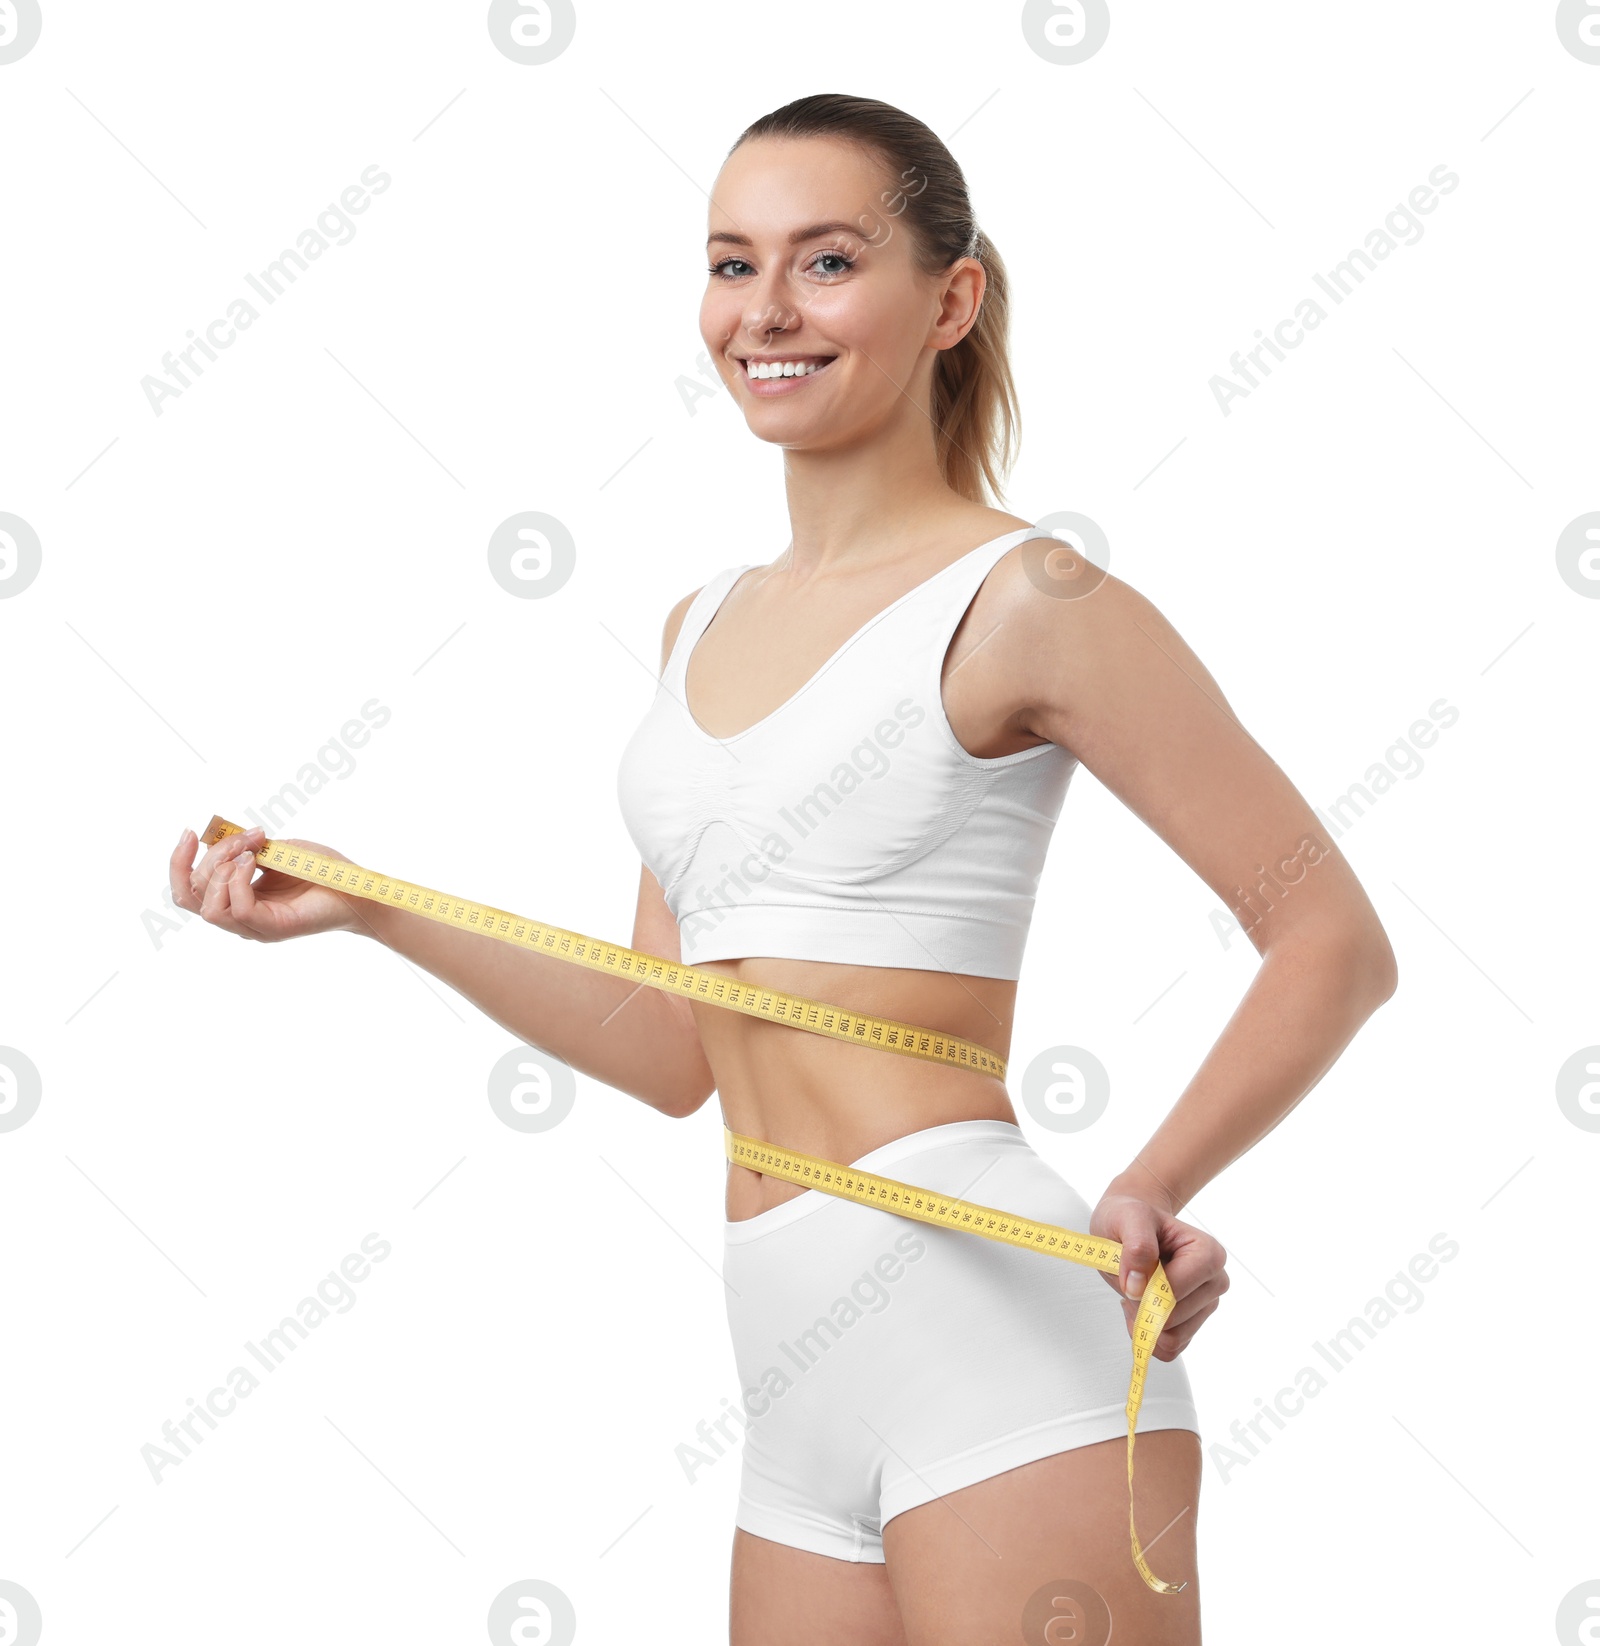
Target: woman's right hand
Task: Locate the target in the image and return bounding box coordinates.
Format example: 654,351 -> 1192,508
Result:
171,824 -> 368,943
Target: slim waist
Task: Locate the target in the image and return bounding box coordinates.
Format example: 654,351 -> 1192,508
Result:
723,1117 -> 1030,1243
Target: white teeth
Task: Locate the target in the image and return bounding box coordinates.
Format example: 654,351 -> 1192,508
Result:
745,359 -> 830,379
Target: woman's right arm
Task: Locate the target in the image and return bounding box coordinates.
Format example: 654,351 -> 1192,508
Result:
171,587 -> 715,1119
338,862 -> 715,1119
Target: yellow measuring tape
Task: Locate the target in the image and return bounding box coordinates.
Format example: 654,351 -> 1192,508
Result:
200,815 -> 1185,1594
199,816 -> 1006,1081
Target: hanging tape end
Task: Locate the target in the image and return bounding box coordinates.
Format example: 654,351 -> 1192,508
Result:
200,815 -> 243,847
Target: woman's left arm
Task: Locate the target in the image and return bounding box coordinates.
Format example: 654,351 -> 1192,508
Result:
984,552 -> 1399,1354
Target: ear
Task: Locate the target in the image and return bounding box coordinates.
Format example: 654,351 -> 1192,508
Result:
929,257 -> 987,351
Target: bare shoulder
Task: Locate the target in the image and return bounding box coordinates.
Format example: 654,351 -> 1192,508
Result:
659,585 -> 704,672
975,529 -> 1143,651
972,539 -> 1243,742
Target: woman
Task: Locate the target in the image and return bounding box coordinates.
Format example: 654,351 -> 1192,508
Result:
172,95 -> 1398,1646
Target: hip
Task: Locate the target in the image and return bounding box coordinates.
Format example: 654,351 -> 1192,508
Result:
720,1117 -> 1182,1422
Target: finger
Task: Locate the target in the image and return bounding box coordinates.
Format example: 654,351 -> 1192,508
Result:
1114,1221 -> 1163,1304
1152,1297 -> 1221,1359
170,826 -> 201,912
1156,1235 -> 1230,1305
199,836 -> 259,933
1121,1289 -> 1217,1352
223,846 -> 275,938
1144,1270 -> 1230,1334
192,824 -> 264,902
1116,1268 -> 1216,1317
191,823 -> 261,888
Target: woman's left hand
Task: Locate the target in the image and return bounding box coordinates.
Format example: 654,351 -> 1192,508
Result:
1089,1188 -> 1230,1359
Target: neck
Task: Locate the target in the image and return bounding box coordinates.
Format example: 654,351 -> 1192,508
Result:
774,403 -> 979,581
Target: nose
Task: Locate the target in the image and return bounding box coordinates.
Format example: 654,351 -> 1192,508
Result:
742,289 -> 799,344
734,259 -> 808,343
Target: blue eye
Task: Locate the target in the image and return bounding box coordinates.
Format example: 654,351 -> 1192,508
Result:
707,251 -> 856,280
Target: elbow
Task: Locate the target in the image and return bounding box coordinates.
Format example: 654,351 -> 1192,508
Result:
653,1071 -> 717,1121
1346,921 -> 1399,1011
1369,938 -> 1399,1006
1273,917 -> 1398,1012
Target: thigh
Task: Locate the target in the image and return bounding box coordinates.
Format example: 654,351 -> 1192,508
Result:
730,1527 -> 908,1646
880,1429 -> 1203,1646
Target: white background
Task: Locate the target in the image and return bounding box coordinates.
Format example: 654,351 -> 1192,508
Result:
2,2 -> 1597,1641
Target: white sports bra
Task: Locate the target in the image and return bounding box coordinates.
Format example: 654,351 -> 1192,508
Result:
615,526 -> 1080,980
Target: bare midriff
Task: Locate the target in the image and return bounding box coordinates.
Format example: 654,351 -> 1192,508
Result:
695,953 -> 1020,1224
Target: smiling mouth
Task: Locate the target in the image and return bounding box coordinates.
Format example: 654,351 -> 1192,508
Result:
740,356 -> 837,381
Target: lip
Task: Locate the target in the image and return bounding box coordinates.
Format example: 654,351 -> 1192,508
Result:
735,355 -> 837,398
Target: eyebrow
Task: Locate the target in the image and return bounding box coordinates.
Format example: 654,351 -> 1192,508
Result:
706,220 -> 865,250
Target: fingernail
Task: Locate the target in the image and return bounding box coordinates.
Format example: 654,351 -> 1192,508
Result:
178,828 -> 190,847
1126,1270 -> 1147,1299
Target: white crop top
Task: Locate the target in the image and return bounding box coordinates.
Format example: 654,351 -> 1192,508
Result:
615,526 -> 1079,980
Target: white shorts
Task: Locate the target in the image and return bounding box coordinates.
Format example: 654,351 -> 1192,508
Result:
721,1118 -> 1202,1563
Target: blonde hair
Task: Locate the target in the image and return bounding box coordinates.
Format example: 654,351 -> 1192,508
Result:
731,93 -> 1021,507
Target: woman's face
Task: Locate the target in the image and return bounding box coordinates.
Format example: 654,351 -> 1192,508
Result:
699,136 -> 980,452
